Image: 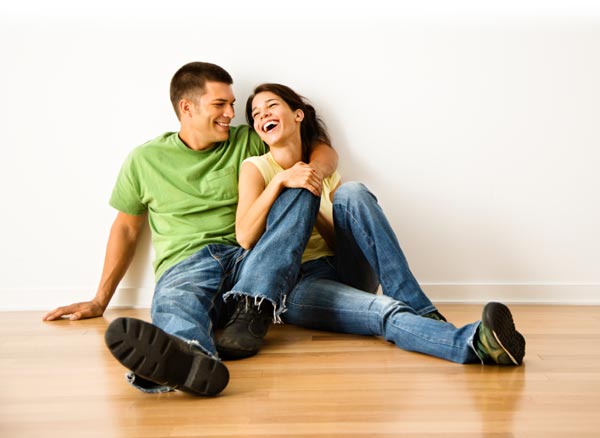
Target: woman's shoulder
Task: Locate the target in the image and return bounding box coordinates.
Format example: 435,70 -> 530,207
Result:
242,151 -> 271,166
242,152 -> 278,184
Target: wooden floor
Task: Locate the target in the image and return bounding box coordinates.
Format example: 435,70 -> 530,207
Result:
1,305 -> 599,438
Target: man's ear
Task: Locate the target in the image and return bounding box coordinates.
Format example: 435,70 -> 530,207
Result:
179,99 -> 193,118
295,109 -> 304,122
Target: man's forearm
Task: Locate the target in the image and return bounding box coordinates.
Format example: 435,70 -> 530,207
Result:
94,213 -> 145,309
309,143 -> 338,178
42,212 -> 144,321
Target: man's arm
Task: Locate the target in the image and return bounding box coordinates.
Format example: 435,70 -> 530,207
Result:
308,142 -> 338,180
43,211 -> 146,321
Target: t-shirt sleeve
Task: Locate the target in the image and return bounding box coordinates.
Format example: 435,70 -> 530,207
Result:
247,128 -> 268,157
109,150 -> 147,215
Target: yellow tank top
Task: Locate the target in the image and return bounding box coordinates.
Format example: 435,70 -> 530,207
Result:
243,152 -> 341,263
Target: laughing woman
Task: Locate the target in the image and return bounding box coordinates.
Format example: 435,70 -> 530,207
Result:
220,83 -> 525,366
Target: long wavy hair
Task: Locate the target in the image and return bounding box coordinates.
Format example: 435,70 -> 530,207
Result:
246,83 -> 332,162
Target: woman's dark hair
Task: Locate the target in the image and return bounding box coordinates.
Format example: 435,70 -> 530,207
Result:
245,83 -> 331,162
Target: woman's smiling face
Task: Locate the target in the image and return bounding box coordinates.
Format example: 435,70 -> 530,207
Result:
250,91 -> 304,146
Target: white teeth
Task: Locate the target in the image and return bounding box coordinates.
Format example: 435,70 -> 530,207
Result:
263,121 -> 277,132
217,122 -> 230,127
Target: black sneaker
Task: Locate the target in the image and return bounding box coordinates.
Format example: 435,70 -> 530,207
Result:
475,302 -> 526,365
216,298 -> 273,359
105,317 -> 229,396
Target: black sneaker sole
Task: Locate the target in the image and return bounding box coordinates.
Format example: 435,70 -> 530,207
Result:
105,317 -> 229,396
482,302 -> 526,365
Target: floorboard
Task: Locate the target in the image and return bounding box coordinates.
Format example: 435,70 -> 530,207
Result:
1,305 -> 599,437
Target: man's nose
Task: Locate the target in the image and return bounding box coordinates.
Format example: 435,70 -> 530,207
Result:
224,104 -> 235,118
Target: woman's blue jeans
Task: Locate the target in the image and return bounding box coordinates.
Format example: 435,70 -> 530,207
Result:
282,182 -> 481,364
151,188 -> 320,357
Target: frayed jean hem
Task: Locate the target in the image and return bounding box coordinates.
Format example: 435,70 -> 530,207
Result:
125,372 -> 174,394
223,290 -> 286,323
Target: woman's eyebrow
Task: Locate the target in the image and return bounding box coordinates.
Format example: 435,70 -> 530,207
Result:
252,98 -> 279,111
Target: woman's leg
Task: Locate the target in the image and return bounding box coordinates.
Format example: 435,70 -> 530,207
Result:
333,182 -> 437,315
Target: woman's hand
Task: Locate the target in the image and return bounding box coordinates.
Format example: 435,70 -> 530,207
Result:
275,162 -> 323,196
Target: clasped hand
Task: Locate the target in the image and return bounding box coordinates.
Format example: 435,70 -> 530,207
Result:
276,162 -> 323,197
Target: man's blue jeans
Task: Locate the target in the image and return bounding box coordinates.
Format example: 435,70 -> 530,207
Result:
128,188 -> 319,392
282,182 -> 482,364
151,187 -> 319,356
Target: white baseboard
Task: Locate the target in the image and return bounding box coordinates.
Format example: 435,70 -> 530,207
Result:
3,287 -> 155,312
422,283 -> 600,304
2,283 -> 599,312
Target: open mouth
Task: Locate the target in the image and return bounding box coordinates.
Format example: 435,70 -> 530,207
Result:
263,121 -> 278,132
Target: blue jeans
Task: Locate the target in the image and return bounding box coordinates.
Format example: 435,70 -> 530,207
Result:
127,189 -> 319,393
282,183 -> 481,364
333,182 -> 436,315
283,257 -> 481,364
151,187 -> 319,356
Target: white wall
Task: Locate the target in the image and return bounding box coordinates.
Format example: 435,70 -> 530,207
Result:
1,1 -> 599,310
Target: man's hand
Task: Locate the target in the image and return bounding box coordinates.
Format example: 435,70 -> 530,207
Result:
308,164 -> 325,187
43,300 -> 106,321
42,211 -> 145,323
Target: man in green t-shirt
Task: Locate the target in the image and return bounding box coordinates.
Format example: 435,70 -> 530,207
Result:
43,62 -> 337,396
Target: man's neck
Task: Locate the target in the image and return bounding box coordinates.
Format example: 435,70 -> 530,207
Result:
179,128 -> 217,151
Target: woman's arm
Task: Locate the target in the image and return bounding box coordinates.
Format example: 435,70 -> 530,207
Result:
236,161 -> 322,249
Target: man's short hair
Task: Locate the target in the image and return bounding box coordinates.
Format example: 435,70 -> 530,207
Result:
170,62 -> 233,119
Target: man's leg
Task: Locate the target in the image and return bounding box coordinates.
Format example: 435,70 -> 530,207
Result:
105,245 -> 240,395
105,318 -> 229,396
283,272 -> 525,365
333,182 -> 439,316
334,218 -> 379,294
217,188 -> 320,358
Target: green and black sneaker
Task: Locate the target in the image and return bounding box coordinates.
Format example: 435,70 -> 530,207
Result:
475,302 -> 526,365
422,310 -> 448,322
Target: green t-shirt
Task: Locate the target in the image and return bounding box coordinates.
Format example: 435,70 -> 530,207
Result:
109,125 -> 267,282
